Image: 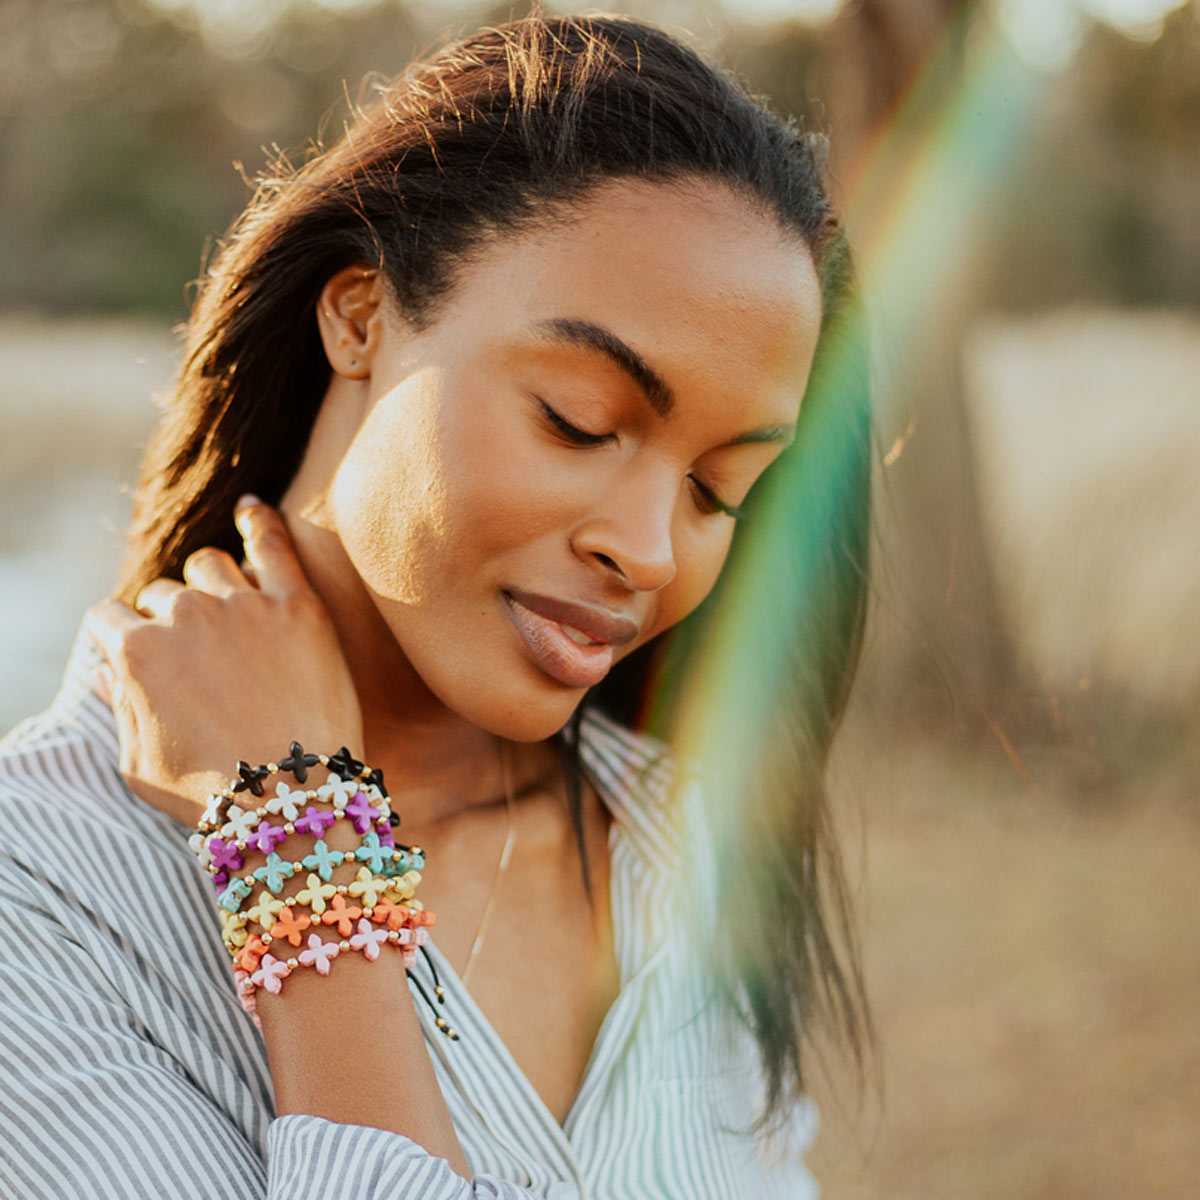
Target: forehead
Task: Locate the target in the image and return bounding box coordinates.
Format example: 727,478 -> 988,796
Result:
430,177 -> 824,417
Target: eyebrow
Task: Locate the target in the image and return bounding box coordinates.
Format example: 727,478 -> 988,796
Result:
531,316 -> 797,447
533,317 -> 674,416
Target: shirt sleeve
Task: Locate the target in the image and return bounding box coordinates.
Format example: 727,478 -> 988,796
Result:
268,1117 -> 558,1199
0,872 -> 549,1200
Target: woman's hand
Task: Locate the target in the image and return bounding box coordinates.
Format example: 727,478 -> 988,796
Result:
84,498 -> 364,828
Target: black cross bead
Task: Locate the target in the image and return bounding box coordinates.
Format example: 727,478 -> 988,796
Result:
278,741 -> 320,784
233,761 -> 268,797
327,746 -> 364,781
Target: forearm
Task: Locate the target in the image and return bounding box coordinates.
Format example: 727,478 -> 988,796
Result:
233,794 -> 471,1178
259,945 -> 470,1176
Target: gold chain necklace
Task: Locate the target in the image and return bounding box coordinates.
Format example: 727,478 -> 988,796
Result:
460,740 -> 516,986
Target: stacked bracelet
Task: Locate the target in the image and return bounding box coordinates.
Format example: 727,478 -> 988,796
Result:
189,742 -> 458,1040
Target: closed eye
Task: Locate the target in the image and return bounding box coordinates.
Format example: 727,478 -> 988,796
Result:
540,398 -> 744,518
539,399 -> 612,446
688,476 -> 746,520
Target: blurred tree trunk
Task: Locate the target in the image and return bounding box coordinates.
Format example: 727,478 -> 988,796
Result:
834,0 -> 1020,730
740,0 -> 1019,730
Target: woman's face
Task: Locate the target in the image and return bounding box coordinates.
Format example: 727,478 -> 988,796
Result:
316,177 -> 824,741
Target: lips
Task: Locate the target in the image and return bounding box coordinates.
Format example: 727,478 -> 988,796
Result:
503,587 -> 638,689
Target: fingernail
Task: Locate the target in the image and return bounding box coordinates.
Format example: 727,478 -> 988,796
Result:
235,494 -> 262,512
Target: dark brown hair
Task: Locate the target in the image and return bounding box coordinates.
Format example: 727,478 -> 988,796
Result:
117,13 -> 872,1137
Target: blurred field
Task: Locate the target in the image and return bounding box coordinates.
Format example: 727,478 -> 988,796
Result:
809,723 -> 1199,1200
1,311 -> 1197,1197
0,315 -> 174,729
965,309 -> 1200,707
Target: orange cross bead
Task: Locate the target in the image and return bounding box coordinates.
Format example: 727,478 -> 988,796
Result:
235,934 -> 269,974
367,897 -> 409,930
270,905 -> 312,948
320,893 -> 363,937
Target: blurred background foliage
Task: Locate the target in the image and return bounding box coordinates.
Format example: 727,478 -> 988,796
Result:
0,0 -> 1196,315
1,1 -> 1197,1197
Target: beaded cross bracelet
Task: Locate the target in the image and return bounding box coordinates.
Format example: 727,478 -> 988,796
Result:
194,742 -> 388,836
193,742 -> 458,1039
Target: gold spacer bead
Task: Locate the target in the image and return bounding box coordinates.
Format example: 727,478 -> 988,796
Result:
434,985 -> 445,998
284,823 -> 295,834
339,940 -> 350,950
319,755 -> 329,765
285,897 -> 296,906
267,763 -> 279,774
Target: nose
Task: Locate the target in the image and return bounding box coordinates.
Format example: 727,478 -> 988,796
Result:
571,477 -> 677,592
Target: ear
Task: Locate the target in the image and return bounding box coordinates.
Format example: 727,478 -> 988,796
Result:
316,264 -> 386,380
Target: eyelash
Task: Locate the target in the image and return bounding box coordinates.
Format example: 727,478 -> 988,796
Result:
539,400 -> 746,520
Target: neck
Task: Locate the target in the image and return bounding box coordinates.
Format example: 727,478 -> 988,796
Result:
279,504 -> 561,831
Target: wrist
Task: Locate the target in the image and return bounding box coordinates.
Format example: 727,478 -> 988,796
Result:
187,740 -> 454,1039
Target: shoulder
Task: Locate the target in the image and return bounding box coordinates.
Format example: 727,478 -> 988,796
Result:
0,688 -> 188,904
0,703 -> 126,829
0,620 -> 126,824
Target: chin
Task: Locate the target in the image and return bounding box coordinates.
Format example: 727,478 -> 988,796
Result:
484,689 -> 588,744
441,668 -> 589,744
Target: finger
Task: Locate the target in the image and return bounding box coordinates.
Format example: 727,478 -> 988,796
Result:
82,598 -> 144,664
133,577 -> 186,620
98,658 -> 143,773
92,662 -> 137,733
91,663 -> 114,706
234,496 -> 312,599
182,546 -> 251,599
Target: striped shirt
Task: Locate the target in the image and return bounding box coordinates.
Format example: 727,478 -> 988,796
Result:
0,621 -> 819,1199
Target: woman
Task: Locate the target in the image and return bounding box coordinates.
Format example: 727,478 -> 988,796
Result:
0,14 -> 870,1198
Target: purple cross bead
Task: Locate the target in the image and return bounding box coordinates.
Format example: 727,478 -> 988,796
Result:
246,820 -> 288,856
345,790 -> 382,835
209,838 -> 244,874
294,805 -> 338,839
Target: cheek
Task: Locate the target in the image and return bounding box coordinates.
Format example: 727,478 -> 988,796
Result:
645,524 -> 734,641
329,385 -> 452,606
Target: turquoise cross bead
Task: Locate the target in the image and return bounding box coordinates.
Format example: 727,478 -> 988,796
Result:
252,853 -> 297,894
301,840 -> 345,883
353,831 -> 390,875
218,876 -> 253,913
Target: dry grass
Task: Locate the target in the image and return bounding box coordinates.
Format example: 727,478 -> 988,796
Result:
807,728 -> 1200,1200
